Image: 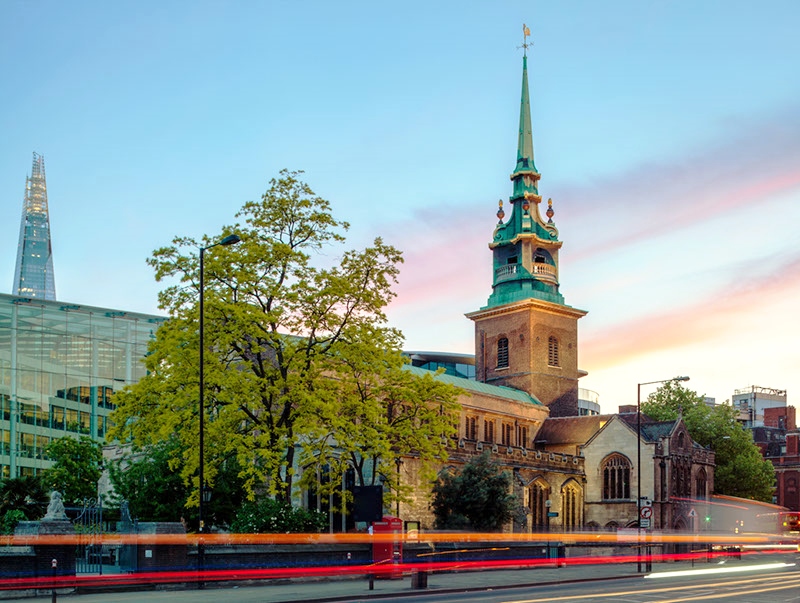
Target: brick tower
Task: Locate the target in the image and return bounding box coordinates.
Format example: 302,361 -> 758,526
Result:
466,30 -> 587,417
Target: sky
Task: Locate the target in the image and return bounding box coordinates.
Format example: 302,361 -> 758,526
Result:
1,1 -> 798,414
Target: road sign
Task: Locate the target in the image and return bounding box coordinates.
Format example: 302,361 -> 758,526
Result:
547,512 -> 559,518
640,518 -> 651,528
688,508 -> 697,518
640,507 -> 653,519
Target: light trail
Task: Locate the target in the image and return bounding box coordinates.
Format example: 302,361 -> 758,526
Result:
502,573 -> 800,603
645,562 -> 795,579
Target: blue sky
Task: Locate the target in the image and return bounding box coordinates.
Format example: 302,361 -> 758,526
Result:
2,1 -> 798,412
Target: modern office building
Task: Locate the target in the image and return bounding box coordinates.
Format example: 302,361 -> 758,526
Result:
13,153 -> 57,301
0,294 -> 164,478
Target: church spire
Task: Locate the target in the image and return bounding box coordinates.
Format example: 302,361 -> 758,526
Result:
13,152 -> 56,300
515,24 -> 537,177
483,27 -> 564,309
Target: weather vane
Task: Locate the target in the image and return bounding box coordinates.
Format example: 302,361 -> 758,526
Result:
518,23 -> 532,57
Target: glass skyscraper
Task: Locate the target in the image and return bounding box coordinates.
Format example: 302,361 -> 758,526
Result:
13,153 -> 56,301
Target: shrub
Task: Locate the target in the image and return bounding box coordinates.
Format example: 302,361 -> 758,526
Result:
231,498 -> 327,533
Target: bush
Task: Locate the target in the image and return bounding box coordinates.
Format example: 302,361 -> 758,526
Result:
1,509 -> 27,535
231,498 -> 327,533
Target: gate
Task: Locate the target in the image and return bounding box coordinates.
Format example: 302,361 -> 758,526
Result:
74,498 -> 103,574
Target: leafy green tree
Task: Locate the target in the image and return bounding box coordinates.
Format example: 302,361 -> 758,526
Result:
299,331 -> 461,512
230,498 -> 327,533
42,436 -> 103,504
641,381 -> 774,502
431,452 -> 517,532
110,170 -> 454,510
108,438 -> 246,529
0,475 -> 48,531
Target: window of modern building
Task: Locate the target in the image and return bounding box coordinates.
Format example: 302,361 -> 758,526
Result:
602,454 -> 631,500
497,338 -> 509,369
547,336 -> 559,367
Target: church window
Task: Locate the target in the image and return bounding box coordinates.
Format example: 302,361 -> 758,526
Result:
497,338 -> 509,368
547,336 -> 559,367
485,419 -> 495,443
602,454 -> 631,500
528,480 -> 550,529
519,425 -> 528,449
695,468 -> 707,500
466,416 -> 478,440
502,423 -> 514,446
507,256 -> 518,265
561,481 -> 583,530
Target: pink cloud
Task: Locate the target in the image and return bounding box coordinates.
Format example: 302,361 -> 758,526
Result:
582,252 -> 800,369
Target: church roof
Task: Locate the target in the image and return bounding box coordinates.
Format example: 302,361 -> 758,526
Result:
403,364 -> 543,406
534,414 -> 615,445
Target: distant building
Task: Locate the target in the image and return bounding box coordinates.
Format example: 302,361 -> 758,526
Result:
732,385 -> 787,428
13,153 -> 57,301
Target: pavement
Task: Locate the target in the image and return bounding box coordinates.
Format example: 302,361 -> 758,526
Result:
1,555 -> 768,603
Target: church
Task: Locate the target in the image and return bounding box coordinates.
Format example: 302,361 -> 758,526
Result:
397,35 -> 715,533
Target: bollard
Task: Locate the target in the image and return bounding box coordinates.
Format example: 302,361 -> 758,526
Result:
51,558 -> 57,603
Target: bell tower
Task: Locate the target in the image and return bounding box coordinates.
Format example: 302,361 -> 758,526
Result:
466,27 -> 587,417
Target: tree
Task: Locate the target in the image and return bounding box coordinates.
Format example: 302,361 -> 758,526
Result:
42,436 -> 103,504
108,438 -> 246,529
431,452 -> 517,532
641,381 -> 774,502
0,475 -> 48,532
298,330 -> 461,512
109,169 -> 459,510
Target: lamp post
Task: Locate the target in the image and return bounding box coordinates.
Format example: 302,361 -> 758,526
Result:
637,375 -> 689,572
198,233 -> 240,584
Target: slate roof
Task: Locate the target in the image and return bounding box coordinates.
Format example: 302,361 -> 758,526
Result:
534,414 -> 615,445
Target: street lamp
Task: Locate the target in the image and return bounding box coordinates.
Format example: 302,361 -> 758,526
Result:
198,233 -> 240,583
636,375 -> 689,572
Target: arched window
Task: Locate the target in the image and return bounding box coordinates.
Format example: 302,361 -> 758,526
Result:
528,479 -> 550,529
547,336 -> 559,367
466,416 -> 478,440
484,419 -> 495,443
602,454 -> 631,500
561,481 -> 583,530
695,468 -> 707,500
497,337 -> 509,368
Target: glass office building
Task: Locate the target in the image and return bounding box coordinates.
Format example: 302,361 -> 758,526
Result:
0,293 -> 164,478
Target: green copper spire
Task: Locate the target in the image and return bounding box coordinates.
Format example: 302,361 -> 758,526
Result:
514,54 -> 537,176
483,29 -> 568,310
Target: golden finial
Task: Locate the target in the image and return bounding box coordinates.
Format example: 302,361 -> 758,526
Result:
496,200 -> 505,222
518,23 -> 532,57
546,198 -> 554,223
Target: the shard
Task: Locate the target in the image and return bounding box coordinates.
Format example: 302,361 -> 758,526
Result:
13,152 -> 56,300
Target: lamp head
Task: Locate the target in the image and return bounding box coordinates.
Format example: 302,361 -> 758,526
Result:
674,376 -> 690,382
219,234 -> 241,246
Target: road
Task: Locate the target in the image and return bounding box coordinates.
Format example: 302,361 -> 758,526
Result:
3,555 -> 798,603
